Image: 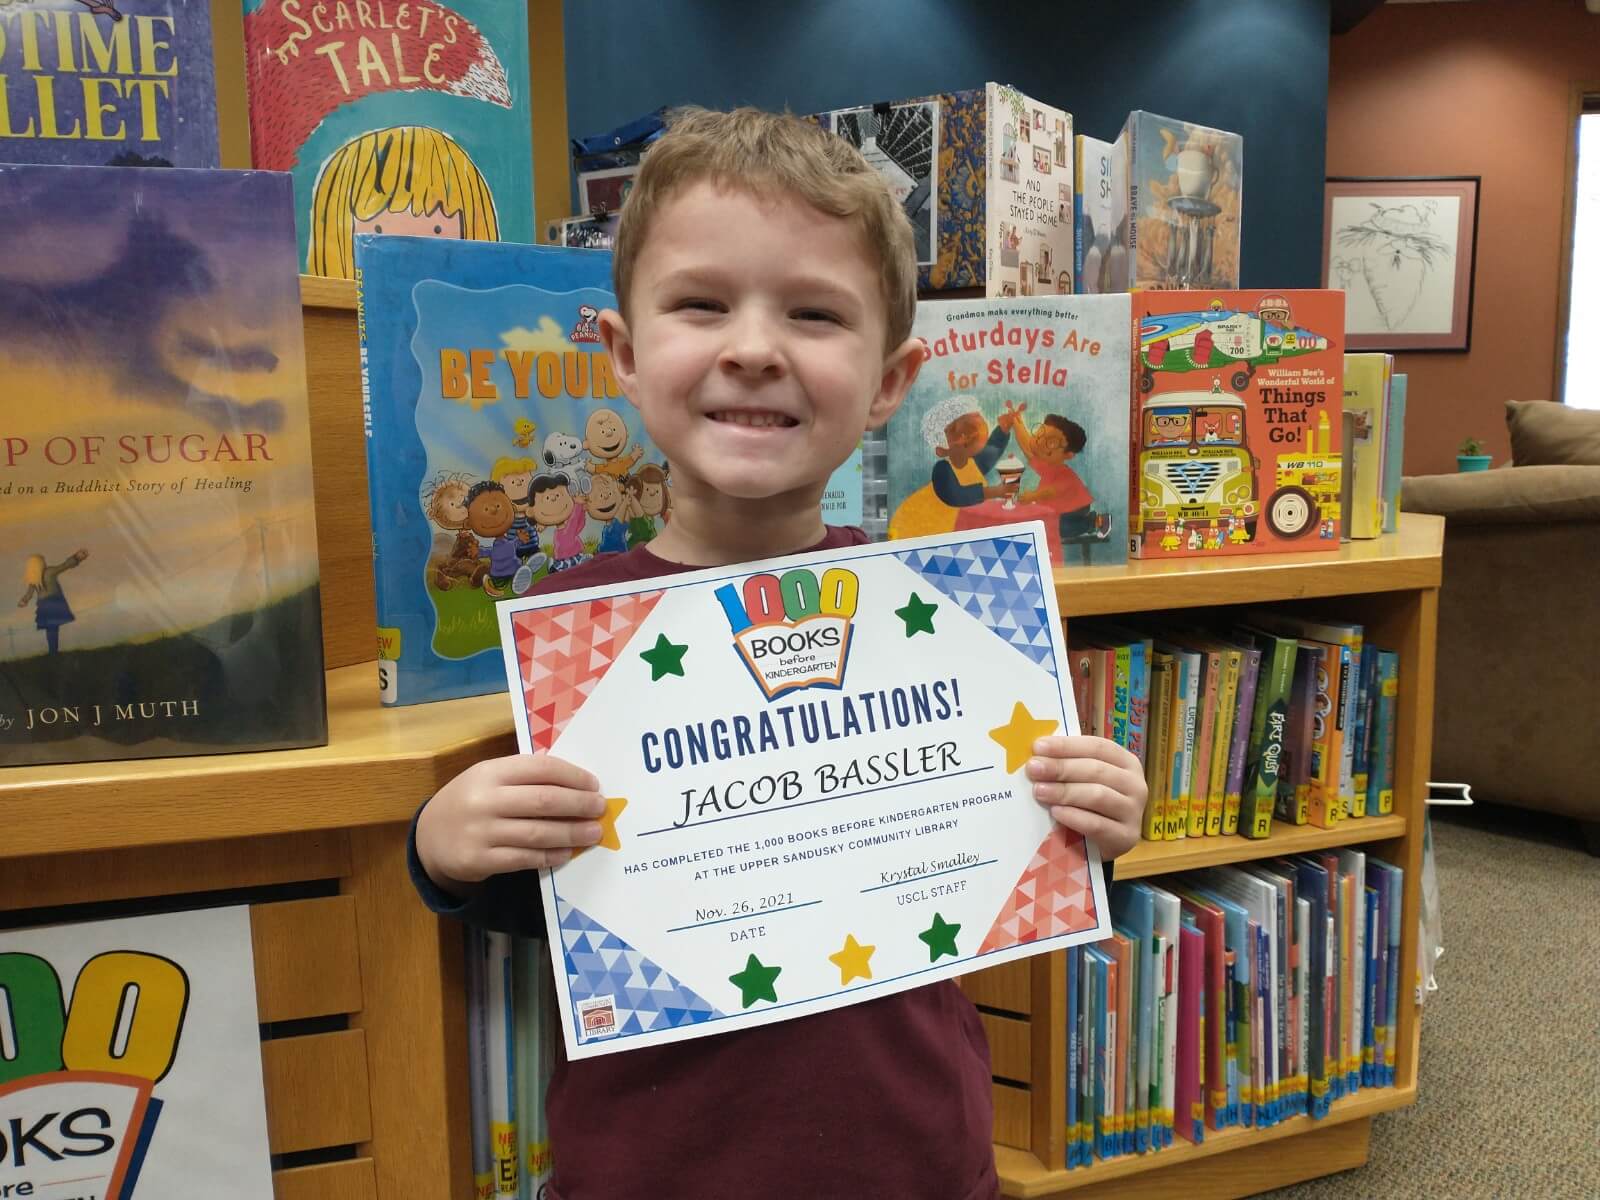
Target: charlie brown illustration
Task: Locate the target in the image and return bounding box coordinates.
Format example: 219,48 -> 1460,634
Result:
583,408 -> 643,478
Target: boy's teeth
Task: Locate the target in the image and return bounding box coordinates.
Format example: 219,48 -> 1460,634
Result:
715,411 -> 793,428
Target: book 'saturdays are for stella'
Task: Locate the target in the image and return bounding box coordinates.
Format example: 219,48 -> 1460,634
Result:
888,294 -> 1132,569
0,164 -> 327,766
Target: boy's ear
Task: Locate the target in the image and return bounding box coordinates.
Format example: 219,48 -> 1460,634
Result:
598,309 -> 640,412
864,336 -> 927,432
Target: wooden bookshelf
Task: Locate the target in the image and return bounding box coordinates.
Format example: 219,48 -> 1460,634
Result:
959,513 -> 1442,1199
3,272 -> 1443,1200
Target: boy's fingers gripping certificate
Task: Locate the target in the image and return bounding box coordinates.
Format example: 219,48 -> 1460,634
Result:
497,525 -> 1112,1058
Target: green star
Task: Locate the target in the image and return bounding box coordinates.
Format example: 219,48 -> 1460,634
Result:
728,953 -> 782,1008
638,632 -> 688,681
895,591 -> 938,637
918,913 -> 962,962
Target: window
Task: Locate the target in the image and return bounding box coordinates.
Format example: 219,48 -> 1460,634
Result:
1561,102 -> 1599,408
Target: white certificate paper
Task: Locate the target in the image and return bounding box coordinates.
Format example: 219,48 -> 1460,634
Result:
497,524 -> 1111,1059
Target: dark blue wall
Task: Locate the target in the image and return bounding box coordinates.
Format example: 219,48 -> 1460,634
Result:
563,0 -> 1331,288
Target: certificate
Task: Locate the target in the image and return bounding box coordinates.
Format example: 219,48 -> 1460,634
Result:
497,524 -> 1111,1059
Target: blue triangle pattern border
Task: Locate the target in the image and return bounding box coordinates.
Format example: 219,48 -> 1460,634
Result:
897,537 -> 1057,676
557,899 -> 722,1040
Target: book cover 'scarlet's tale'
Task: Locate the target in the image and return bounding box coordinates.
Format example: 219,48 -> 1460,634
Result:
242,0 -> 532,277
1130,290 -> 1346,559
0,164 -> 326,766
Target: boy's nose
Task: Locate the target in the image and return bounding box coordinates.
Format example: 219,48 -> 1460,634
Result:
718,313 -> 785,379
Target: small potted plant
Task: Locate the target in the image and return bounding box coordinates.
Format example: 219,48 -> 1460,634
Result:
1457,437 -> 1493,472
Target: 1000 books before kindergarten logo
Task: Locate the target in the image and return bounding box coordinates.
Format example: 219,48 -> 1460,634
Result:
0,908 -> 273,1200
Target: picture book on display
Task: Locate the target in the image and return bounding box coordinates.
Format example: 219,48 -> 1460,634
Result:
888,295 -> 1133,568
1119,111 -> 1242,291
1130,290 -> 1346,559
355,234 -> 861,706
815,83 -> 1073,296
1074,133 -> 1127,295
0,165 -> 327,766
242,0 -> 534,277
0,0 -> 220,167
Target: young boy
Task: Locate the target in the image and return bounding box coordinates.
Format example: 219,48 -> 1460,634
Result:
411,107 -> 1147,1200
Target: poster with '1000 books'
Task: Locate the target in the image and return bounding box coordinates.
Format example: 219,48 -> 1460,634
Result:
0,164 -> 327,766
0,907 -> 273,1199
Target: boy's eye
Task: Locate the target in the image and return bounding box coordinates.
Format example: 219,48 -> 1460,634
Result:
674,298 -> 724,313
793,309 -> 842,324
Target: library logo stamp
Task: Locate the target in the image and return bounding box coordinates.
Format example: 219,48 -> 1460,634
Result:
578,995 -> 618,1040
716,566 -> 860,700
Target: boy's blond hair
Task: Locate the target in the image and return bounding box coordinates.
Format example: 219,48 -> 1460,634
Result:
612,106 -> 918,348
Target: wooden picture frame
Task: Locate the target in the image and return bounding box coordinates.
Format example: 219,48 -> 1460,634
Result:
1323,176 -> 1480,352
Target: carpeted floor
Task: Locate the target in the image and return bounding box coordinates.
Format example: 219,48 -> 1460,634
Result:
1257,802 -> 1600,1198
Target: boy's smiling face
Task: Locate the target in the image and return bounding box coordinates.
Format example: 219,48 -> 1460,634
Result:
601,181 -> 921,515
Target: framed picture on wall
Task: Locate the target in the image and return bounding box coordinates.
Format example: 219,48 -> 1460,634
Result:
1323,176 -> 1480,351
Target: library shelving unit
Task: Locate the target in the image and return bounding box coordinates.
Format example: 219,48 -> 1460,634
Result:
958,518 -> 1442,1199
0,276 -> 1443,1200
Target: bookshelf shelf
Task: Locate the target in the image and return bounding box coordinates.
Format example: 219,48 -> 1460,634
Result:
994,1083 -> 1418,1198
0,664 -> 515,859
964,518 -> 1440,1200
1112,813 -> 1406,880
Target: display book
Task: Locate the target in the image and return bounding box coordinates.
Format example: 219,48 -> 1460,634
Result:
466,928 -> 556,1200
1067,615 -> 1399,842
1117,110 -> 1243,292
241,0 -> 535,278
0,0 -> 220,167
1068,852 -> 1405,1166
1130,289 -> 1346,559
886,294 -> 1133,569
0,163 -> 327,767
814,83 -> 1075,297
353,232 -> 865,706
1073,133 -> 1127,296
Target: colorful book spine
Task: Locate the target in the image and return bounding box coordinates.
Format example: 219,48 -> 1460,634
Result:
485,931 -> 518,1199
1342,353 -> 1390,539
1240,630 -> 1298,838
1144,653 -> 1174,841
1187,648 -> 1221,837
1126,636 -> 1152,766
1111,642 -> 1132,751
1176,922 -> 1206,1144
1206,648 -> 1242,836
467,929 -> 494,1200
1222,647 -> 1262,835
1167,648 -> 1201,841
1370,650 -> 1400,814
1066,947 -> 1080,1165
1352,647 -> 1377,817
515,940 -> 555,1198
1382,374 -> 1408,534
1363,886 -> 1381,1088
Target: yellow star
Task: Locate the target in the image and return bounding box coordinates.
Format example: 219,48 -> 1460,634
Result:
988,702 -> 1059,773
829,934 -> 876,985
574,796 -> 628,857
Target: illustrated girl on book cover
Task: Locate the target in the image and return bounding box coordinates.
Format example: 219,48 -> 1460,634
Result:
308,126 -> 500,279
17,550 -> 89,655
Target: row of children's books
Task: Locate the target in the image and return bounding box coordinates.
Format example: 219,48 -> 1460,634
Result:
1069,612 -> 1400,842
467,929 -> 557,1200
1070,855 -> 1404,1166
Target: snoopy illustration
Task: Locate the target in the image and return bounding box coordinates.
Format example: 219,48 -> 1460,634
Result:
542,430 -> 591,494
571,305 -> 602,342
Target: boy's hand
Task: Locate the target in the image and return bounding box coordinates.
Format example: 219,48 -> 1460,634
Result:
1025,735 -> 1146,861
416,754 -> 607,897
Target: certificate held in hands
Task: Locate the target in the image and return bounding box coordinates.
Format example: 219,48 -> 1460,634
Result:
497,524 -> 1112,1059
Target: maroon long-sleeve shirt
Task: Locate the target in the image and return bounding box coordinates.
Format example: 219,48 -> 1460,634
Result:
410,527 -> 1000,1200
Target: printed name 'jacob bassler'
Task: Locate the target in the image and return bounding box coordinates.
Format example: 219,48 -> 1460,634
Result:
23,699 -> 201,730
673,740 -> 962,830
